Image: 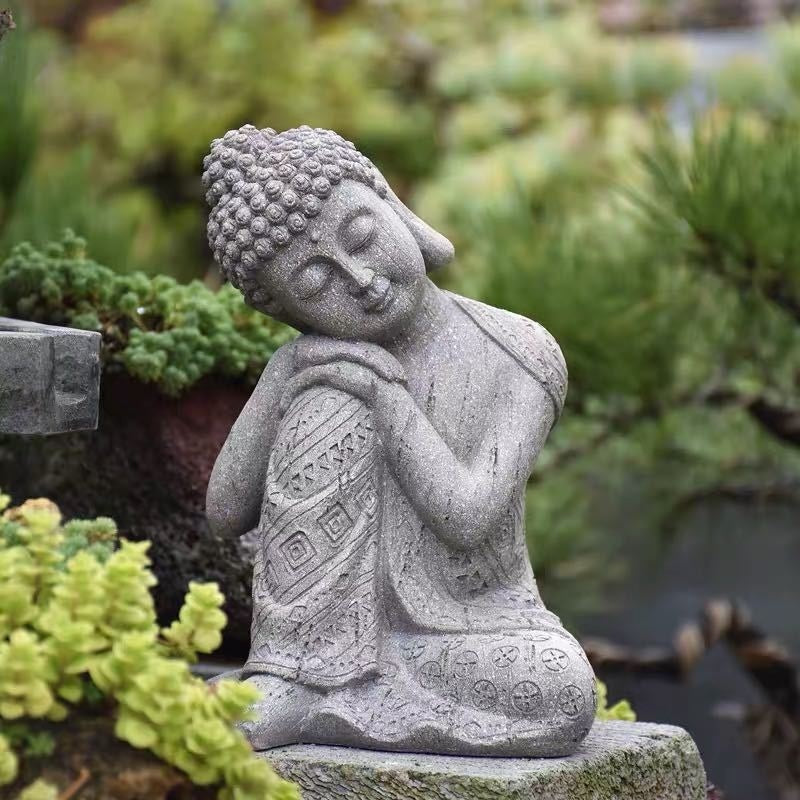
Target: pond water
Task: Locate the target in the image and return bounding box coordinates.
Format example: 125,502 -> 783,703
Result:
578,500 -> 800,800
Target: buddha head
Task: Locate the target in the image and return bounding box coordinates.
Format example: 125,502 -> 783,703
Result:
202,124 -> 454,342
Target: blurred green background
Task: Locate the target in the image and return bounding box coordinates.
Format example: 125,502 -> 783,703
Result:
1,2 -> 799,796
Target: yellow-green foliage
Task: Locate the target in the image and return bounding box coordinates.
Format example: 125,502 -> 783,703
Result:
0,730 -> 18,785
595,681 -> 636,722
14,0 -> 692,280
413,12 -> 688,242
0,490 -> 298,800
15,779 -> 58,800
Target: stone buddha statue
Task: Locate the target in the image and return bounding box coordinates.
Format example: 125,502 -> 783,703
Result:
203,125 -> 596,757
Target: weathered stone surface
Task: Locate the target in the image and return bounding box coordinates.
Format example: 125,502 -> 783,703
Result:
205,124 -> 596,757
266,721 -> 707,800
0,317 -> 100,434
0,331 -> 56,434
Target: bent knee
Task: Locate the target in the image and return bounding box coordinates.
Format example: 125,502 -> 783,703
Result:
505,628 -> 597,727
537,631 -> 596,743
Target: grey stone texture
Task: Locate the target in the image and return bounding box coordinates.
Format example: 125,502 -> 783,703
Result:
266,721 -> 707,800
204,125 -> 595,756
0,317 -> 101,435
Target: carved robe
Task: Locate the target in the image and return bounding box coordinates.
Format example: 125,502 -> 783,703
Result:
246,385 -> 384,688
245,293 -> 570,691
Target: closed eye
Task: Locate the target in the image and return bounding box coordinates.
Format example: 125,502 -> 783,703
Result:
295,260 -> 332,299
341,212 -> 375,253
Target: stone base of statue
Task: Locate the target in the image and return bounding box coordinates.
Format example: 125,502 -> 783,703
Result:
265,721 -> 706,800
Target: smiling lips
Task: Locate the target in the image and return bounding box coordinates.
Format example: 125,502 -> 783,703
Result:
360,275 -> 394,313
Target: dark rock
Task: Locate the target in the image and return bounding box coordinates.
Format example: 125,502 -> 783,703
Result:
0,372 -> 254,657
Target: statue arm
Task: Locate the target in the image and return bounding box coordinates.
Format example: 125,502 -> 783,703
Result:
371,371 -> 554,551
206,341 -> 295,539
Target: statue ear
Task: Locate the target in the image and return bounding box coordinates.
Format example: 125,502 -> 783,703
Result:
256,296 -> 311,334
385,187 -> 454,272
262,297 -> 285,318
246,291 -> 288,323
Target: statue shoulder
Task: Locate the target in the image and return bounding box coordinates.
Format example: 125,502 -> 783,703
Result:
447,291 -> 568,417
258,337 -> 297,382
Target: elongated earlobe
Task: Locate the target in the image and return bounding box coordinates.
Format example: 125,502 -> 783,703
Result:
385,187 -> 455,272
246,291 -> 290,324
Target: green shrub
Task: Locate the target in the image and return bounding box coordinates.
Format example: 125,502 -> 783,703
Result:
638,121 -> 800,406
461,122 -> 800,618
461,190 -> 695,410
640,122 -> 800,320
0,489 -> 298,800
20,1 -> 691,279
0,230 -> 295,395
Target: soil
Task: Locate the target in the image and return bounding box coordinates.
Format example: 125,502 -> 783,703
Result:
6,713 -> 216,800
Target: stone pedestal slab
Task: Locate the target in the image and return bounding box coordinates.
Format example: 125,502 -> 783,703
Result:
266,721 -> 706,800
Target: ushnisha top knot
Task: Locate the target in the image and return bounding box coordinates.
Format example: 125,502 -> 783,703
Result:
202,124 -> 388,306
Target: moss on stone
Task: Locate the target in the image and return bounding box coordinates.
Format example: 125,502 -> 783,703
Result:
266,721 -> 706,800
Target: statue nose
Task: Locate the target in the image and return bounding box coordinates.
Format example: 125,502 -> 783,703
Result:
343,263 -> 375,293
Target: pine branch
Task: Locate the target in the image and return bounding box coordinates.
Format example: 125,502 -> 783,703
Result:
747,396 -> 800,448
704,387 -> 800,449
543,383 -> 800,483
640,122 -> 800,328
695,231 -> 800,326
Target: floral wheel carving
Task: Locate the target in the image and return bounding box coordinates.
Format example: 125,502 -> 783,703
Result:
558,684 -> 586,717
402,642 -> 426,661
419,660 -> 443,689
511,681 -> 543,714
471,679 -> 499,711
453,650 -> 479,676
491,645 -> 519,668
541,647 -> 569,672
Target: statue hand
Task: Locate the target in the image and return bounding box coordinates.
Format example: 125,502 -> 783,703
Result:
292,335 -> 406,385
279,361 -> 386,414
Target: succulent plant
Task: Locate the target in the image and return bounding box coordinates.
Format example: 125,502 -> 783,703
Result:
0,490 -> 299,800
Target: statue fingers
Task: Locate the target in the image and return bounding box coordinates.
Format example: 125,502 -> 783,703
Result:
292,336 -> 406,384
352,342 -> 406,383
279,363 -> 376,414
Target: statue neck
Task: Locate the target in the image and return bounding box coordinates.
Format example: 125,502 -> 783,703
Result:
386,278 -> 449,361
